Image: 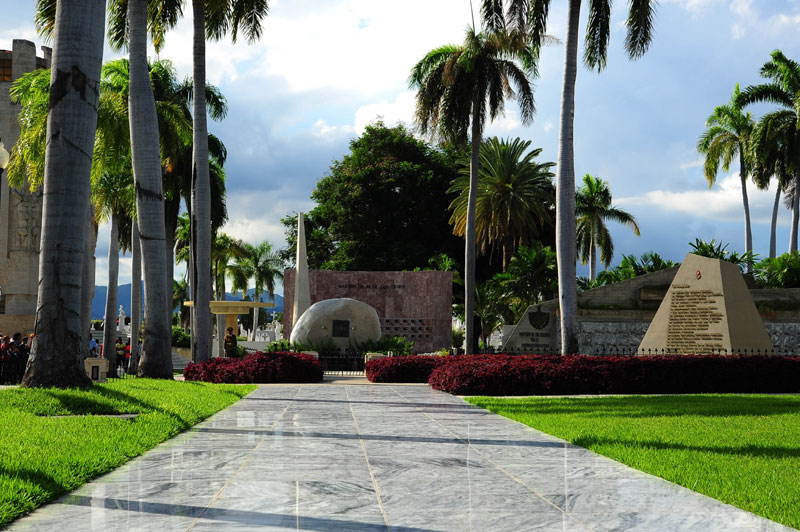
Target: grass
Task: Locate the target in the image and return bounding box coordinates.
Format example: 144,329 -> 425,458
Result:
466,394 -> 800,529
0,379 -> 256,527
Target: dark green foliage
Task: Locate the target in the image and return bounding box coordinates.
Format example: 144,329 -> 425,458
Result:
755,252 -> 800,288
358,335 -> 416,356
280,123 -> 463,271
582,252 -> 677,289
689,238 -> 756,271
171,326 -> 190,347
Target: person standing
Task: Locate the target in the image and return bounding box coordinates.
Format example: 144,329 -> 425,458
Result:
224,327 -> 238,358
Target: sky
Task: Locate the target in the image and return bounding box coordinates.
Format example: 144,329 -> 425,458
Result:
3,0 -> 800,293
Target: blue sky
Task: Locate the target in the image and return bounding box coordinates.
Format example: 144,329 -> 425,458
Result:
3,0 -> 800,291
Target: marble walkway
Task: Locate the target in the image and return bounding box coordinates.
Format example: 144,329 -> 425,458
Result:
9,384 -> 795,532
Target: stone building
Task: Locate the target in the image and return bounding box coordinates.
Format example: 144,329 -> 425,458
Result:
0,40 -> 50,335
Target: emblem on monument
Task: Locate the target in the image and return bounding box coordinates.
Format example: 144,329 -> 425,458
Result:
527,307 -> 549,330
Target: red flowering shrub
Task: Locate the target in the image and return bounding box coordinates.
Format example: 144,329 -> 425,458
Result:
184,351 -> 322,384
366,355 -> 452,383
428,354 -> 800,395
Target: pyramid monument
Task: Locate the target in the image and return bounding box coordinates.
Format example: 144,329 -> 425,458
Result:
638,253 -> 773,355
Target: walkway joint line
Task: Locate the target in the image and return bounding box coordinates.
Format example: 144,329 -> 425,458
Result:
388,387 -> 597,532
344,386 -> 392,532
185,387 -> 302,531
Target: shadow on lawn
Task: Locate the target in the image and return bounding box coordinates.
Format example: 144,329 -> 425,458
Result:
573,435 -> 800,458
481,395 -> 800,419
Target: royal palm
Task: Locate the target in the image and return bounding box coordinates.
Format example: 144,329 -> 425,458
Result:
697,84 -> 755,272
575,174 -> 639,280
513,0 -> 658,353
410,24 -> 535,354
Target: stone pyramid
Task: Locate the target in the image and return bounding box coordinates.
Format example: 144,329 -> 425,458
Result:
638,253 -> 773,355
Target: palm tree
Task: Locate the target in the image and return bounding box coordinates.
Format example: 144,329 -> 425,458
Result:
20,0 -> 106,388
410,23 -> 535,354
245,242 -> 284,341
697,84 -> 755,272
519,0 -> 658,353
749,109 -> 797,258
448,137 -> 554,271
190,0 -> 270,363
575,174 -> 640,280
738,50 -> 800,253
93,167 -> 135,370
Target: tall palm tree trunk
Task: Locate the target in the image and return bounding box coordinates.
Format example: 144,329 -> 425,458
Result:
589,239 -> 597,280
102,213 -> 120,371
555,0 -> 581,355
791,174 -> 800,254
770,185 -> 780,258
217,274 -> 226,355
464,98 -> 481,355
739,154 -> 753,273
191,0 -> 212,363
131,219 -> 142,371
251,288 -> 260,341
21,0 -> 104,388
128,0 -> 172,378
80,205 -> 97,363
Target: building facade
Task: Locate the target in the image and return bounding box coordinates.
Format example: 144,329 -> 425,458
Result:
0,40 -> 50,335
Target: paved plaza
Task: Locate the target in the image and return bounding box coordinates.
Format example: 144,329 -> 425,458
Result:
10,383 -> 795,531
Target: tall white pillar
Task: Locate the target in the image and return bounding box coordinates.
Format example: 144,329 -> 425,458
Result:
292,212 -> 311,328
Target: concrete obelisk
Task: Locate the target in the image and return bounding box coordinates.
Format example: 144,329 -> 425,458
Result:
292,212 -> 311,328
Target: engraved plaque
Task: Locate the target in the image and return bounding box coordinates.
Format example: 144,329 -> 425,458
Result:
332,319 -> 350,338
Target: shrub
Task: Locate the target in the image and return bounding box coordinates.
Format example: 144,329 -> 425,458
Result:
366,355 -> 452,383
428,354 -> 800,396
755,251 -> 800,288
172,326 -> 190,347
359,335 -> 415,356
184,351 -> 322,384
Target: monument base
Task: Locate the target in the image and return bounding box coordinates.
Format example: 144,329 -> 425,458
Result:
0,314 -> 35,336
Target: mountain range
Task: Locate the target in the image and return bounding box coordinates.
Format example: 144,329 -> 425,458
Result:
92,283 -> 283,320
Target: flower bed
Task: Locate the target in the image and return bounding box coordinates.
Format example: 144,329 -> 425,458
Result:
428,354 -> 800,396
184,351 -> 323,384
365,355 -> 452,383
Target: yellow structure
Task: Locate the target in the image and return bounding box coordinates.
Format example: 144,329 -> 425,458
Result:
183,300 -> 275,332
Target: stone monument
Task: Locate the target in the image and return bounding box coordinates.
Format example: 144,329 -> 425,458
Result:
0,40 -> 50,335
292,212 -> 311,328
501,304 -> 558,353
638,254 -> 773,355
290,298 -> 381,350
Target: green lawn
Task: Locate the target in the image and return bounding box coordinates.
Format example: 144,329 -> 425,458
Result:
0,379 -> 256,527
466,394 -> 800,529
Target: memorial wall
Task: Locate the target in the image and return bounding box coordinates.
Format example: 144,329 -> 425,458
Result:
283,270 -> 452,353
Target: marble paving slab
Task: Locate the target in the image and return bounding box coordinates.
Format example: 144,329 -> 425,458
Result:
8,384 -> 796,532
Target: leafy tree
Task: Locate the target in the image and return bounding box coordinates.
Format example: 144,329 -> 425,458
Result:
519,0 -> 658,354
575,174 -> 639,280
281,123 -> 463,271
697,84 -> 755,272
738,50 -> 800,253
495,243 -> 558,324
581,251 -> 677,289
410,22 -> 535,353
448,137 -> 554,271
242,241 -> 284,340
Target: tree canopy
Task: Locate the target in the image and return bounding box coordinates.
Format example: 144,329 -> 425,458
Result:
281,122 -> 463,271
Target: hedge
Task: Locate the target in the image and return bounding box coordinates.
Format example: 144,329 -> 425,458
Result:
184,351 -> 323,384
427,354 -> 800,396
365,355 -> 452,383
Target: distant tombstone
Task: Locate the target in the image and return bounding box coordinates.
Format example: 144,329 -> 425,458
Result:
638,254 -> 773,355
501,305 -> 557,354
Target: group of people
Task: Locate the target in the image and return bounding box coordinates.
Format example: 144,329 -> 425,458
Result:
0,332 -> 32,384
88,334 -> 137,374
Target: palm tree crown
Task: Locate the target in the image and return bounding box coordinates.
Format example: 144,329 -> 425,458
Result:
448,137 -> 554,271
575,174 -> 639,280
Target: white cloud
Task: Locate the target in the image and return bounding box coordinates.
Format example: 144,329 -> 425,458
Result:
680,158 -> 704,170
312,119 -> 354,138
542,120 -> 554,133
617,173 -> 783,225
353,91 -> 416,134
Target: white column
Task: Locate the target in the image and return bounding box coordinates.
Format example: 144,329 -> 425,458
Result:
292,212 -> 311,327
